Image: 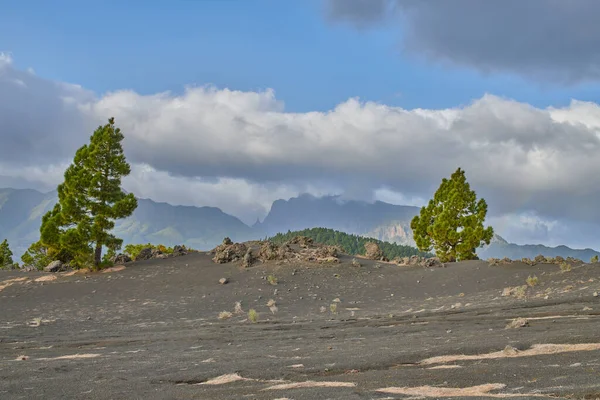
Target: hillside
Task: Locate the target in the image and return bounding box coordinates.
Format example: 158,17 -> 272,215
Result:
257,194 -> 418,245
269,227 -> 432,259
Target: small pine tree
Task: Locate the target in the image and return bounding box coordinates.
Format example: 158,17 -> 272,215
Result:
29,118 -> 138,268
0,239 -> 14,268
410,168 -> 494,262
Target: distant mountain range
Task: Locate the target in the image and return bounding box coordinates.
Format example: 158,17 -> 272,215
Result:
1,188 -> 598,261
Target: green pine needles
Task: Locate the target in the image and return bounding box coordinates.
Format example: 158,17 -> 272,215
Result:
410,167 -> 494,263
22,118 -> 138,269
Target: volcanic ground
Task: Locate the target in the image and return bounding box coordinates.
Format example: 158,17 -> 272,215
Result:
1,251 -> 600,399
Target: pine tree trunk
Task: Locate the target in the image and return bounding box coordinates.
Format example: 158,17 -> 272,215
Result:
94,244 -> 102,266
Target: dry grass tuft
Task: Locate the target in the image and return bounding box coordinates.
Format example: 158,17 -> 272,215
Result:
329,303 -> 338,314
218,311 -> 233,320
234,301 -> 243,314
559,262 -> 571,272
267,275 -> 278,285
526,275 -> 539,287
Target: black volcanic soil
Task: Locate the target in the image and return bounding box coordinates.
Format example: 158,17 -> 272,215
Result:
1,253 -> 600,399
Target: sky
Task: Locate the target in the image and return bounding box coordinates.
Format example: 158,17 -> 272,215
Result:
2,0 -> 600,249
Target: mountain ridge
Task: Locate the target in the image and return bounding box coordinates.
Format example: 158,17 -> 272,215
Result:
0,188 -> 598,261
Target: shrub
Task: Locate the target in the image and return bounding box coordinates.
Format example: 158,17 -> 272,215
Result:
559,262 -> 572,272
526,275 -> 539,287
267,275 -> 278,285
248,309 -> 258,323
123,243 -> 174,259
330,303 -> 338,313
218,311 -> 233,320
591,255 -> 599,263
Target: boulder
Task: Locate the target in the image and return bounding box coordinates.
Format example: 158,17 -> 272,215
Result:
212,241 -> 248,264
219,277 -> 229,285
44,260 -> 64,273
421,257 -> 444,268
241,249 -> 254,268
258,241 -> 279,261
364,242 -> 383,260
135,247 -> 154,261
172,245 -> 187,257
112,253 -> 132,264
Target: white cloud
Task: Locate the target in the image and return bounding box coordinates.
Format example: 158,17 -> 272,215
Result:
2,56 -> 600,246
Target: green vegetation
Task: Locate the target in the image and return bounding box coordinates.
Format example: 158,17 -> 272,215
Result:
22,118 -> 138,269
267,274 -> 278,285
559,262 -> 572,272
411,167 -> 494,262
591,255 -> 599,263
269,227 -> 431,259
248,309 -> 258,323
526,274 -> 539,287
0,239 -> 14,269
123,243 -> 175,259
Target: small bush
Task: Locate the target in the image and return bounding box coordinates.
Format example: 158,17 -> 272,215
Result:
591,255 -> 599,263
123,243 -> 174,259
515,285 -> 528,299
330,303 -> 338,314
526,275 -> 539,287
248,309 -> 258,323
559,262 -> 572,272
267,275 -> 278,285
218,311 -> 233,320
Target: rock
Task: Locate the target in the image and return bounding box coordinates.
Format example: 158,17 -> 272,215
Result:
364,242 -> 383,260
172,245 -> 187,257
212,241 -> 248,264
505,317 -> 529,329
44,260 -> 64,273
112,253 -> 131,264
150,248 -> 163,258
155,253 -> 169,259
258,241 -> 279,261
241,249 -> 254,268
288,236 -> 314,248
594,292 -> 598,297
136,247 -> 154,261
420,257 -> 444,268
503,345 -> 520,356
219,277 -> 229,285
534,254 -> 546,264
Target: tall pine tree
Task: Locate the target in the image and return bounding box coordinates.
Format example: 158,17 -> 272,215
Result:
410,168 -> 494,262
36,118 -> 137,267
0,239 -> 14,268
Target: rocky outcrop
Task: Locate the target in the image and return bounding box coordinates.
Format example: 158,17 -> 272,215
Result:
212,239 -> 248,264
112,254 -> 132,264
44,260 -> 66,273
364,242 -> 385,261
397,256 -> 445,268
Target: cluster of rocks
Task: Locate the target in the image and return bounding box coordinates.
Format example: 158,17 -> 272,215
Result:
395,255 -> 445,268
488,255 -> 584,267
210,236 -> 342,267
126,245 -> 190,262
364,241 -> 388,261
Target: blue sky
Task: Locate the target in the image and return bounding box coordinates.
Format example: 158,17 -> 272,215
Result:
3,0 -> 600,112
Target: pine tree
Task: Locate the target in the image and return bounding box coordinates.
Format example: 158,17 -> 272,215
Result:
34,118 -> 138,267
0,239 -> 14,268
410,168 -> 494,262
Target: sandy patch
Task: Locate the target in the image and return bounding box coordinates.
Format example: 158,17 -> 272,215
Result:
37,353 -> 101,361
287,364 -> 304,368
199,373 -> 250,385
427,365 -> 463,370
0,277 -> 28,291
376,383 -> 548,398
102,265 -> 126,273
61,271 -> 78,277
34,275 -> 57,282
420,343 -> 600,365
265,381 -> 356,390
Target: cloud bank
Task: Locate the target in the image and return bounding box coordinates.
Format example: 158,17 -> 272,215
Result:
325,0 -> 600,83
2,53 -> 600,247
